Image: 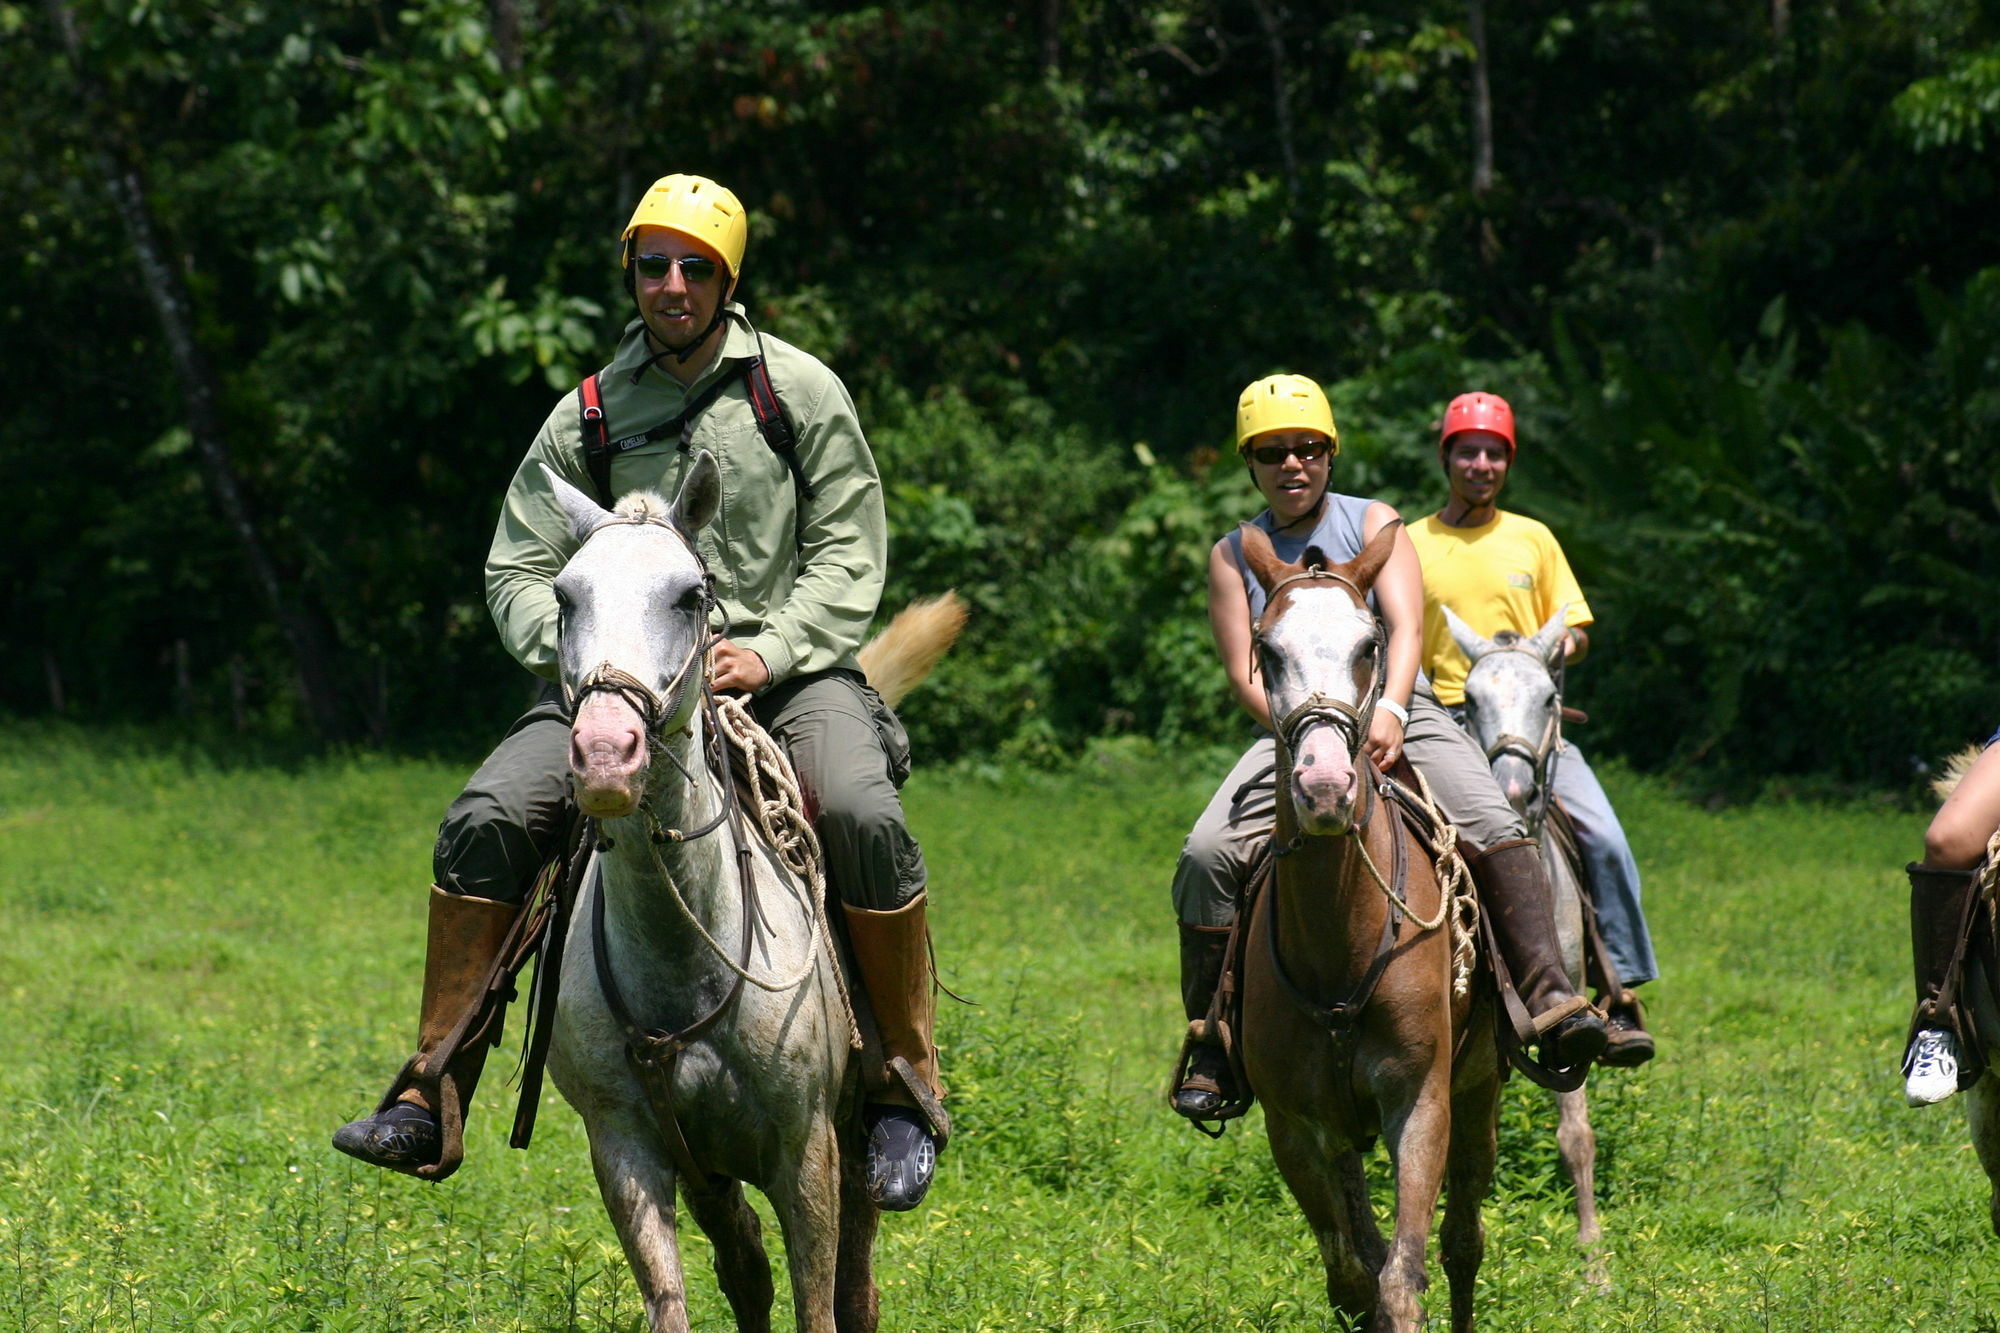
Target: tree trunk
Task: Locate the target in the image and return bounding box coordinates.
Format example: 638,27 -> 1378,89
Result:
48,0 -> 353,740
490,0 -> 522,72
1468,0 -> 1495,196
1247,0 -> 1301,221
1041,0 -> 1061,76
1771,0 -> 1790,42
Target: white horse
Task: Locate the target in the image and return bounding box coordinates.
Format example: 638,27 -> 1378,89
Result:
1441,605 -> 1607,1265
542,453 -> 938,1333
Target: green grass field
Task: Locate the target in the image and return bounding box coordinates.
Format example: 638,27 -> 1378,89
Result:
1,724 -> 1994,1331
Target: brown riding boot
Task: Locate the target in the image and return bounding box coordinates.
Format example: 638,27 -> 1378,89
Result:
332,886 -> 521,1180
1904,863 -> 1978,1103
1171,923 -> 1237,1120
845,893 -> 947,1211
1470,838 -> 1608,1072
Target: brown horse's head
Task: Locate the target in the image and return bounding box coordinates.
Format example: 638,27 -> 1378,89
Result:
1239,520 -> 1398,836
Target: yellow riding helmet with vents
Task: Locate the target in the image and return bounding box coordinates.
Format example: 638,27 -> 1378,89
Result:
619,175 -> 748,278
1235,374 -> 1339,453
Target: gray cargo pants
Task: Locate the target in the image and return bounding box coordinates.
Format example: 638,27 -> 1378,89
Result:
433,668 -> 927,912
1171,683 -> 1526,928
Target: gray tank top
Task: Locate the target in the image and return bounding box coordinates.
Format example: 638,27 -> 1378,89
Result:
1226,493 -> 1376,623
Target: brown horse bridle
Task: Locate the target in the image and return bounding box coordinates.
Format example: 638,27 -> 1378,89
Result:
1252,565 -> 1388,763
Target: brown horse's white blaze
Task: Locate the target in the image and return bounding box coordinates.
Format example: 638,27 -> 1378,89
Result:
571,692 -> 651,819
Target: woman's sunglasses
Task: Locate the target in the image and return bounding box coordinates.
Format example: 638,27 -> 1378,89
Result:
1247,439 -> 1332,465
633,254 -> 721,284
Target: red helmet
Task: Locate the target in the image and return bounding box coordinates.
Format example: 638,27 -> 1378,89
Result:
1439,392 -> 1516,456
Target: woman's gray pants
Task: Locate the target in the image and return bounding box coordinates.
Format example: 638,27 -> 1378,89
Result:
1171,686 -> 1526,929
431,669 -> 926,912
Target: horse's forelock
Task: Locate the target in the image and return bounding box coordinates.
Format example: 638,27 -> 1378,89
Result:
614,491 -> 672,523
1492,630 -> 1524,648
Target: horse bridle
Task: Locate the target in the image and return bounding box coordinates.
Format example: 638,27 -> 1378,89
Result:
1469,646 -> 1566,832
561,512 -> 719,741
1254,565 -> 1388,761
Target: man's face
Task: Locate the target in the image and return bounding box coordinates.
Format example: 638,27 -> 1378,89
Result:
630,225 -> 732,350
1443,430 -> 1512,510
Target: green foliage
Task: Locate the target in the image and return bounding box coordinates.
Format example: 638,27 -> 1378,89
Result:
3,0 -> 1998,784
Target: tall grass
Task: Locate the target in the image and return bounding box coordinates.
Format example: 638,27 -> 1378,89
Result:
0,724 -> 1994,1330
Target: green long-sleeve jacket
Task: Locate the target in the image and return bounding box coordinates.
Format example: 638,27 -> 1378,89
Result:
485,305 -> 886,687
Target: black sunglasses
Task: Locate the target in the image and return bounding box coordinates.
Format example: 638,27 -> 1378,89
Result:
1247,438 -> 1332,465
633,253 -> 721,284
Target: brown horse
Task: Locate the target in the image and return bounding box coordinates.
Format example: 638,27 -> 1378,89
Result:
1235,521 -> 1503,1332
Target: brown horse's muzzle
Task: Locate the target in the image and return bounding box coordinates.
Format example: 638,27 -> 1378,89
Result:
1289,723 -> 1360,836
570,693 -> 651,819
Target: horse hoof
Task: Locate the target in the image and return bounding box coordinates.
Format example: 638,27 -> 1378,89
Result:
865,1108 -> 937,1211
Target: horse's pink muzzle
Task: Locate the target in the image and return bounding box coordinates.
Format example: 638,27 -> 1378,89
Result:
1289,724 -> 1360,836
570,694 -> 650,819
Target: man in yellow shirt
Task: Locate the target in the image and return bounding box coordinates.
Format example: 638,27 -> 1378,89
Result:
1408,392 -> 1658,1065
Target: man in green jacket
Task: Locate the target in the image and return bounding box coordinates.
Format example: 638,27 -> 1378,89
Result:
334,174 -> 945,1210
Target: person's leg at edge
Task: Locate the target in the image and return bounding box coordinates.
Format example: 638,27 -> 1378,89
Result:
755,671 -> 940,1209
1403,686 -> 1606,1071
1169,738 -> 1278,1120
332,691 -> 574,1177
1551,741 -> 1658,1066
1905,732 -> 2000,1105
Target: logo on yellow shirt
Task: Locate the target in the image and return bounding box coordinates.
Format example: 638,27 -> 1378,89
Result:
1507,572 -> 1534,590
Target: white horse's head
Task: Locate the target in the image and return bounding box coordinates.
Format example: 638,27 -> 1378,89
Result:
543,454 -> 721,819
1444,603 -> 1568,818
1239,521 -> 1398,837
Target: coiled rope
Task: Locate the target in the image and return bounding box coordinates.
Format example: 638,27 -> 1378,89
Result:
1349,767 -> 1480,997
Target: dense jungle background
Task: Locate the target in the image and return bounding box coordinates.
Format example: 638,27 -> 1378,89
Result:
7,0 -> 2000,792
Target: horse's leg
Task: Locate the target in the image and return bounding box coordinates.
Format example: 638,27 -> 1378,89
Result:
1338,1148 -> 1389,1276
585,1123 -> 693,1333
833,1128 -> 881,1333
1377,1072 -> 1452,1333
772,1118 -> 845,1333
1966,1073 -> 2000,1237
1266,1112 -> 1377,1327
1555,1085 -> 1607,1281
1441,1072 -> 1501,1333
680,1180 -> 776,1333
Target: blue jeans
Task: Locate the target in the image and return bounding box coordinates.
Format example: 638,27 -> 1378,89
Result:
1551,742 -> 1659,988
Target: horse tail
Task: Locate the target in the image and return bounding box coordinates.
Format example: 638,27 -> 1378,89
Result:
858,592 -> 967,708
1934,744 -> 1982,804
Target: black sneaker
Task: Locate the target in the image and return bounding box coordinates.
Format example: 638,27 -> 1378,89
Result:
1172,1043 -> 1235,1120
1599,991 -> 1657,1068
864,1107 -> 937,1211
332,1101 -> 441,1170
1541,1009 -> 1609,1071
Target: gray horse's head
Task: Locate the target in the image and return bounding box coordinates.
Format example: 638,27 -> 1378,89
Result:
544,454 -> 721,819
1239,521 -> 1398,837
1443,603 -> 1567,817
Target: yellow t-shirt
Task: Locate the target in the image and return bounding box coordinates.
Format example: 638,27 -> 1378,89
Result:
1409,510 -> 1593,706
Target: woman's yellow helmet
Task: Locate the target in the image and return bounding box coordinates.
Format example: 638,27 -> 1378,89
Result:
1235,374 -> 1339,453
620,175 -> 748,279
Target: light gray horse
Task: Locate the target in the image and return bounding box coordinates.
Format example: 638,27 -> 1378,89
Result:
542,454 -> 881,1333
1441,604 -> 1607,1266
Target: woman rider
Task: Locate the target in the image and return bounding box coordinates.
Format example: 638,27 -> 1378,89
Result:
1904,729 -> 2000,1104
1170,374 -> 1609,1121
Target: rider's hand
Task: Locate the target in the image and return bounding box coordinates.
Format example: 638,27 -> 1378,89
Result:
1363,706 -> 1404,773
709,639 -> 771,695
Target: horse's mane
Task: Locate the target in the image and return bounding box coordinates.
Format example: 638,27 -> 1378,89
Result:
1491,630 -> 1524,649
615,491 -> 673,523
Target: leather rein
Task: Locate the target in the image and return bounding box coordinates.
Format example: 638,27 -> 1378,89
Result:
1252,565 -> 1420,1041
563,511 -> 767,1192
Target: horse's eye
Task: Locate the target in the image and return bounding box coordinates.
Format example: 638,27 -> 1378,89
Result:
553,585 -> 572,610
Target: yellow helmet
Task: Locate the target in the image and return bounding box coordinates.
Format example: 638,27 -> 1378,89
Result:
620,175 -> 747,278
1235,374 -> 1339,453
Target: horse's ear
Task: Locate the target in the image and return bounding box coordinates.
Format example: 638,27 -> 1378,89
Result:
1442,605 -> 1496,664
671,450 -> 723,539
1527,603 -> 1570,664
543,464 -> 612,543
1237,523 -> 1289,592
1338,517 -> 1401,590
